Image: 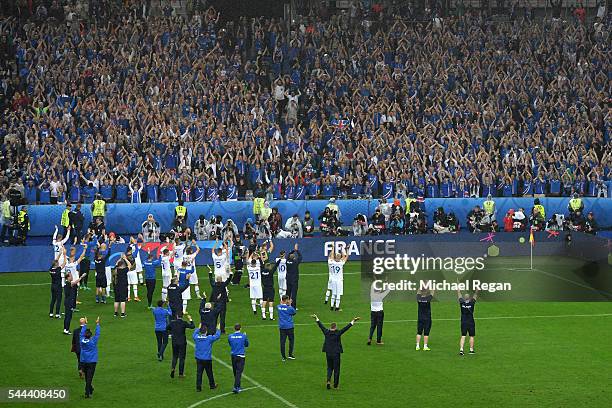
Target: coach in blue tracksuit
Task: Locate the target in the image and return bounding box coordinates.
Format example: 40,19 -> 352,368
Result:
228,323 -> 249,393
153,300 -> 172,361
277,295 -> 296,361
193,323 -> 221,392
80,317 -> 101,398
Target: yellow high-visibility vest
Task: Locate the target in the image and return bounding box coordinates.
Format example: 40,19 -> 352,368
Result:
569,198 -> 582,211
483,200 -> 495,215
534,204 -> 545,219
175,205 -> 187,218
405,198 -> 416,213
18,210 -> 30,230
260,206 -> 272,221
61,209 -> 70,227
92,199 -> 106,217
253,198 -> 264,215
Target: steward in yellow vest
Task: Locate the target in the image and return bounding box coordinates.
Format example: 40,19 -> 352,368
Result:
92,195 -> 106,221
568,193 -> 583,214
61,203 -> 71,234
483,194 -> 496,216
174,200 -> 187,222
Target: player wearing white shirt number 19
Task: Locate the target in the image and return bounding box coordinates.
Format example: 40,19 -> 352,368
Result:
247,251 -> 263,315
328,247 -> 348,311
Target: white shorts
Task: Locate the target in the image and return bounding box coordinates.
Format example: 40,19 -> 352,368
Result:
330,279 -> 343,296
181,286 -> 191,300
189,271 -> 199,284
214,270 -> 227,281
127,271 -> 138,285
278,275 -> 287,291
327,277 -> 333,290
250,284 -> 263,299
134,259 -> 143,273
173,257 -> 183,271
105,267 -> 112,286
162,274 -> 171,288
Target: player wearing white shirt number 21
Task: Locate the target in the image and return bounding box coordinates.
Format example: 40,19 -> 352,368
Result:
327,247 -> 348,311
247,250 -> 263,316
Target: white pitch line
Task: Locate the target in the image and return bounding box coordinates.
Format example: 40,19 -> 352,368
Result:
239,313 -> 612,329
532,268 -> 612,296
186,340 -> 298,408
186,386 -> 259,408
0,282 -> 51,287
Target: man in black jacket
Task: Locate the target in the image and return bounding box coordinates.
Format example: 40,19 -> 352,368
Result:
311,314 -> 360,390
208,269 -> 233,334
199,301 -> 222,333
285,244 -> 302,309
69,204 -> 84,245
167,312 -> 195,378
167,275 -> 190,318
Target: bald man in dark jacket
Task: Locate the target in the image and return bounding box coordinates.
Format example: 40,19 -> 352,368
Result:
311,314 -> 360,389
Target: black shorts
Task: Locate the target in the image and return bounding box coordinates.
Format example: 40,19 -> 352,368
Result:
417,319 -> 432,336
262,286 -> 275,302
96,275 -> 107,288
234,260 -> 244,270
114,285 -> 128,302
461,321 -> 475,337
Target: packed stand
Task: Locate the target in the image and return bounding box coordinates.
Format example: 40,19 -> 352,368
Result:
0,2 -> 610,208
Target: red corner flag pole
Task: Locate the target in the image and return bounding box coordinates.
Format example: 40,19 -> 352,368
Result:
529,228 -> 535,270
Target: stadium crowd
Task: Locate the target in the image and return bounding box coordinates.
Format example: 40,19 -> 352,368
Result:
0,1 -> 610,207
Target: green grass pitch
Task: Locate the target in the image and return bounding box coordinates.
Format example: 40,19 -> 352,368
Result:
0,258 -> 611,408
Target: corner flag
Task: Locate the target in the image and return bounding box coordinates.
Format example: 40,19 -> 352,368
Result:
529,229 -> 535,270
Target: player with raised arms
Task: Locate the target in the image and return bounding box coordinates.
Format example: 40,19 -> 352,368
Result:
246,250 -> 263,316
416,286 -> 434,351
177,260 -> 193,314
327,246 -> 348,311
457,284 -> 479,356
173,237 -> 186,276
126,237 -> 142,302
276,250 -> 288,297
160,247 -> 174,302
183,240 -> 202,299
211,239 -> 230,281
260,246 -> 279,320
52,225 -> 71,260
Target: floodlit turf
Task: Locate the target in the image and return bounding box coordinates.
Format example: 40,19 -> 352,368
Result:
0,259 -> 611,408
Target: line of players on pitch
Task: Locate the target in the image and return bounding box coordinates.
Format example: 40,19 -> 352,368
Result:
50,230 -> 346,321
51,229 -> 477,355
